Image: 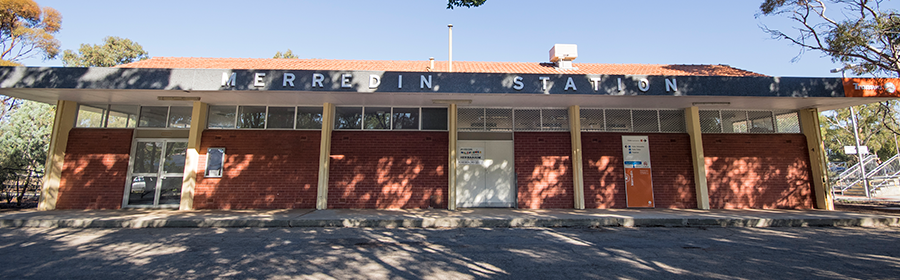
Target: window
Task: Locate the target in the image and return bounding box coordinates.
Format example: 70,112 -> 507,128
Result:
296,107 -> 323,129
421,108 -> 448,130
237,106 -> 266,129
363,107 -> 391,130
76,104 -> 139,128
334,107 -> 362,129
138,106 -> 191,128
267,107 -> 295,129
208,106 -> 237,129
392,107 -> 419,130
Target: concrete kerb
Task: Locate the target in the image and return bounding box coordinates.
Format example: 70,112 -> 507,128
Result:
0,209 -> 898,228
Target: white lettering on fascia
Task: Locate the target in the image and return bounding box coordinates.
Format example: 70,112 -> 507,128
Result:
398,75 -> 403,89
665,78 -> 677,92
254,73 -> 266,87
369,74 -> 381,89
222,72 -> 236,87
420,75 -> 432,89
283,73 -> 295,87
312,73 -> 325,88
539,77 -> 550,92
513,76 -> 524,91
590,77 -> 601,91
341,74 -> 353,88
617,78 -> 624,91
638,78 -> 650,92
854,83 -> 880,90
564,77 -> 577,91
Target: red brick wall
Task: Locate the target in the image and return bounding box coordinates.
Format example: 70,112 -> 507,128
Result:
57,129 -> 133,209
581,133 -> 696,209
704,134 -> 814,209
328,131 -> 448,209
194,130 -> 321,209
515,132 -> 574,209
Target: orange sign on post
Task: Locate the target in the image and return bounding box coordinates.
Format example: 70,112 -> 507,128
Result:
622,136 -> 655,208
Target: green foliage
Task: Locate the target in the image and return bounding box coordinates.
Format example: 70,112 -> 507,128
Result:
821,101 -> 900,164
61,36 -> 149,67
758,0 -> 900,76
0,0 -> 61,62
447,0 -> 486,9
273,49 -> 297,59
0,100 -> 54,174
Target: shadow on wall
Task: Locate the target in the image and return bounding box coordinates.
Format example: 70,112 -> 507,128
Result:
704,134 -> 814,209
57,129 -> 133,209
193,131 -> 322,210
515,132 -> 573,209
328,131 -> 449,209
581,133 -> 696,209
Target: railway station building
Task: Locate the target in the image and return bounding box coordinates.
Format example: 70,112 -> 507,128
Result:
2,45 -> 894,211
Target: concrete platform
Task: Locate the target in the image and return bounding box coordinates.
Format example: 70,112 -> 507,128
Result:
0,208 -> 898,228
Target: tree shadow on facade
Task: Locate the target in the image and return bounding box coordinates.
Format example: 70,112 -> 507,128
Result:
703,134 -> 815,209
514,132 -> 573,209
327,131 -> 449,209
56,129 -> 132,209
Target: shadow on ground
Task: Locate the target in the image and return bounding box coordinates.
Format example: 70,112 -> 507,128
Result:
1,226 -> 898,279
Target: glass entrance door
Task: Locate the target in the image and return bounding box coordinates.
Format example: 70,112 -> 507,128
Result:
125,139 -> 187,207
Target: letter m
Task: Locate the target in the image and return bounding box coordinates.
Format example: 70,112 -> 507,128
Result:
222,72 -> 237,87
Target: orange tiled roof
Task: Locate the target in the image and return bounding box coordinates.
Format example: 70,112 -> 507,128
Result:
118,57 -> 766,77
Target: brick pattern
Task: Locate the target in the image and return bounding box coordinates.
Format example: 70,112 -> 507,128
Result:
515,132 -> 575,209
57,129 -> 133,209
704,134 -> 814,209
194,130 -> 321,209
581,133 -> 697,209
328,131 -> 448,209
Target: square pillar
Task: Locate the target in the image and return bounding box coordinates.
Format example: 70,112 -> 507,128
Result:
685,106 -> 710,210
569,105 -> 585,209
448,103 -> 458,210
180,101 -> 208,210
316,103 -> 335,210
37,100 -> 79,211
799,108 -> 833,210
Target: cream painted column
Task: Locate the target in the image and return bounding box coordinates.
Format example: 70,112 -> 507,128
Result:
568,105 -> 585,209
38,100 -> 79,211
180,101 -> 208,210
448,103 -> 458,210
316,103 -> 335,210
799,108 -> 833,210
685,106 -> 710,210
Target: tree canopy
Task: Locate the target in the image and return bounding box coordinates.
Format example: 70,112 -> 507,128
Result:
758,0 -> 900,76
273,49 -> 297,59
0,0 -> 61,62
447,0 -> 486,9
61,36 -> 149,67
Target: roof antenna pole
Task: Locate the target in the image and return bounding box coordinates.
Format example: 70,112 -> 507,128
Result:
448,24 -> 453,73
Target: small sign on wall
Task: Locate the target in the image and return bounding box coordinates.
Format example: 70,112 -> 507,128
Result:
458,147 -> 484,165
205,147 -> 225,178
622,136 -> 655,208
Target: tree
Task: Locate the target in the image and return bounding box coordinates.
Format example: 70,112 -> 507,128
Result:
61,36 -> 149,67
447,0 -> 486,9
0,100 -> 53,205
821,102 -> 900,164
0,0 -> 61,62
273,49 -> 297,59
758,0 -> 900,76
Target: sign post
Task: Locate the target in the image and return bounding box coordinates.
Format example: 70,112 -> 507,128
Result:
622,136 -> 655,208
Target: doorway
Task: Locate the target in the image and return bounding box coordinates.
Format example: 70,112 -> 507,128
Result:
123,138 -> 188,208
456,140 -> 516,208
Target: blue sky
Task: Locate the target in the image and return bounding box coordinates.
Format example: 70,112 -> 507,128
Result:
20,0 -> 900,77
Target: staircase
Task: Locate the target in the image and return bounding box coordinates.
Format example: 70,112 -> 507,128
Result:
833,154 -> 900,197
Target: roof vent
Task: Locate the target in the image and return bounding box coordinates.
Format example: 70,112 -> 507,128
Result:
550,44 -> 578,70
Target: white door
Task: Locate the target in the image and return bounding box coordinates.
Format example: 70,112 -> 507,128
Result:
457,140 -> 515,208
124,139 -> 187,207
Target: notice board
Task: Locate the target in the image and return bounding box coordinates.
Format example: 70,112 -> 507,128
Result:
622,136 -> 655,208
